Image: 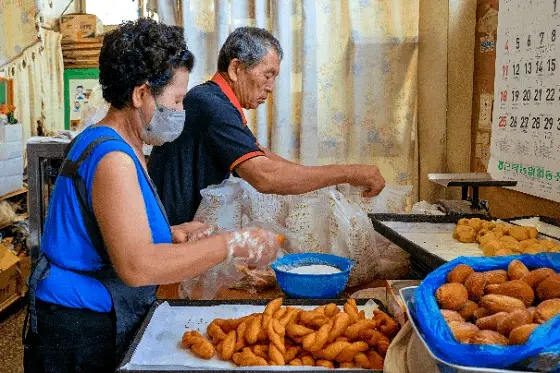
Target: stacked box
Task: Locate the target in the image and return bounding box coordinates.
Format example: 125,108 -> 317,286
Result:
0,124 -> 23,196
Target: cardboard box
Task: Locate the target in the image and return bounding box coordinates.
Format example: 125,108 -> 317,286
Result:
59,14 -> 103,42
0,141 -> 23,161
0,174 -> 23,196
0,124 -> 22,143
17,255 -> 31,295
0,156 -> 23,177
0,245 -> 20,305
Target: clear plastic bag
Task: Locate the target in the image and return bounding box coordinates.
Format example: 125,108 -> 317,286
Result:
337,184 -> 413,214
328,190 -> 381,287
192,178 -> 248,231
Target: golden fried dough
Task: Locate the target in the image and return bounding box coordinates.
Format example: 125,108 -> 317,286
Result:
482,221 -> 496,231
468,218 -> 484,232
485,280 -> 535,307
481,240 -> 501,256
366,350 -> 385,370
447,264 -> 475,284
448,321 -> 479,343
534,298 -> 560,323
524,244 -> 547,254
182,330 -> 215,360
453,225 -> 477,243
316,359 -> 334,368
494,248 -> 514,256
465,273 -> 489,301
457,218 -> 469,225
536,274 -> 560,300
469,330 -> 509,346
483,270 -> 509,285
497,309 -> 533,336
522,268 -> 556,289
479,294 -> 526,314
475,312 -> 509,331
499,241 -> 523,253
457,300 -> 478,321
509,324 -> 540,345
499,235 -> 519,244
436,283 -> 469,310
440,309 -> 465,323
509,226 -> 530,241
473,307 -> 489,321
354,352 -> 370,368
479,231 -> 498,246
373,310 -> 400,338
508,260 -> 530,280
520,238 -> 539,249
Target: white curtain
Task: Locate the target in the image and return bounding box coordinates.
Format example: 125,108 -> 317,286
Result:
178,0 -> 419,201
5,29 -> 65,141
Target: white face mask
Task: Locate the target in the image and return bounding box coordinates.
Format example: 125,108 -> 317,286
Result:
138,101 -> 186,146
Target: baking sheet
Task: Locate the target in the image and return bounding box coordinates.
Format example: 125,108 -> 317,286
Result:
121,301 -> 380,371
381,221 -> 483,262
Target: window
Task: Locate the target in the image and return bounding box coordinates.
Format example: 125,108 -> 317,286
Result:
85,0 -> 140,26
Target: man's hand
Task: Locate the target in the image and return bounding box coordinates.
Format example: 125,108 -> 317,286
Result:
171,221 -> 215,243
348,165 -> 386,197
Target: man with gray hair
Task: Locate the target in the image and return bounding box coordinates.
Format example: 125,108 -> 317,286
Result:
149,27 -> 385,226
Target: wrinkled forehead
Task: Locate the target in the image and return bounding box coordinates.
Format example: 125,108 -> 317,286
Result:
250,49 -> 280,74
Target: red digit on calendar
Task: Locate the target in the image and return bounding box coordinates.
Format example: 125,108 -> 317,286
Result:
502,64 -> 509,78
505,40 -> 509,51
499,115 -> 507,127
501,90 -> 508,102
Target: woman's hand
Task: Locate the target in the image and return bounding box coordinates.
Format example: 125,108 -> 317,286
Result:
225,228 -> 283,267
171,221 -> 216,243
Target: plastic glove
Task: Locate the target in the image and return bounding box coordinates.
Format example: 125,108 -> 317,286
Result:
225,228 -> 284,268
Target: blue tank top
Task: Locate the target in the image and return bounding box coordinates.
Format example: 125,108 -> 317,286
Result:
36,126 -> 172,312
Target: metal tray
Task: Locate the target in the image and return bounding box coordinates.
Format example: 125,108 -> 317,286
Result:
117,298 -> 386,373
368,214 -> 489,278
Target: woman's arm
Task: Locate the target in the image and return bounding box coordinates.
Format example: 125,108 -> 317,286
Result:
91,152 -> 230,287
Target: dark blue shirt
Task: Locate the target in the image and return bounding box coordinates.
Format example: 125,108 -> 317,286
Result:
148,73 -> 265,225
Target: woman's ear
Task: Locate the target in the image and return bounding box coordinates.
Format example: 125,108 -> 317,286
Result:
227,59 -> 243,82
131,83 -> 150,109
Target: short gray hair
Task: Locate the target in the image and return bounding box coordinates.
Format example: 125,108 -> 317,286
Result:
217,27 -> 283,72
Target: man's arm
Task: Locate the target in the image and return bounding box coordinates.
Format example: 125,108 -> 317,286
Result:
260,146 -> 297,165
235,155 -> 385,197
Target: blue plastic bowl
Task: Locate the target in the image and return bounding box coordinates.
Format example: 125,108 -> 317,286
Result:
271,253 -> 356,298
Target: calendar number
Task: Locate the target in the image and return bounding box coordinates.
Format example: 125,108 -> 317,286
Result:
527,35 -> 532,47
534,88 -> 542,101
553,29 -> 557,42
546,88 -> 556,101
544,117 -> 554,130
537,60 -> 544,73
540,32 -> 545,45
532,117 -> 541,129
521,116 -> 530,131
510,116 -> 518,128
516,37 -> 520,49
514,63 -> 520,75
525,62 -> 533,74
512,89 -> 520,102
523,89 -> 531,101
548,58 -> 556,72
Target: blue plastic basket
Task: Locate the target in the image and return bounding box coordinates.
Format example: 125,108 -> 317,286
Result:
271,253 -> 356,298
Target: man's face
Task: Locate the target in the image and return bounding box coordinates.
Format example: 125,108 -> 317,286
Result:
233,50 -> 280,110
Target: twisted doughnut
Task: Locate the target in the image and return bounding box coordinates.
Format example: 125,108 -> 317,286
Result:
182,331 -> 215,360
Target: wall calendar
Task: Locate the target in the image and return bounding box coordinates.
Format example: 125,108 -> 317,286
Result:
489,0 -> 560,202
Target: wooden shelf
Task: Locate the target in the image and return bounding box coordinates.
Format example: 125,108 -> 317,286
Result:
0,187 -> 27,202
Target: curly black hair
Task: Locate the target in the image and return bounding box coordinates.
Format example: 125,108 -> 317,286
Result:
99,18 -> 195,109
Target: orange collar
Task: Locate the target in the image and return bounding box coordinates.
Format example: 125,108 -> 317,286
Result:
211,72 -> 247,126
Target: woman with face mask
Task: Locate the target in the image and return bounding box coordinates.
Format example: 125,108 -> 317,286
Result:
23,19 -> 282,373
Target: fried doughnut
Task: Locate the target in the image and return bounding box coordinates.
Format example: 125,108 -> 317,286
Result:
286,323 -> 314,339
448,321 -> 479,343
479,231 -> 497,246
268,319 -> 286,354
373,310 -> 400,338
469,330 -> 509,346
327,312 -> 351,342
220,330 -> 237,361
467,218 -> 484,232
325,303 -> 340,318
509,324 -> 540,345
340,362 -> 355,368
536,274 -> 560,300
252,344 -> 269,359
268,344 -> 285,366
497,309 -> 533,336
344,319 -> 377,340
182,330 -> 215,360
289,358 -> 303,366
479,294 -> 526,314
316,359 -> 335,368
367,350 -> 385,370
436,283 -> 469,310
475,312 -> 509,331
508,260 -> 530,280
483,270 -> 509,284
457,300 -> 478,321
344,299 -> 360,323
245,314 -> 263,345
534,298 -> 560,324
509,226 -> 530,241
485,280 -> 535,307
284,346 -> 299,362
465,273 -> 488,301
453,225 -> 477,243
446,264 -> 475,284
361,329 -> 390,356
441,309 -> 465,323
335,341 -> 369,363
481,240 -> 501,256
522,268 -> 556,289
303,321 -> 332,352
207,321 -> 227,344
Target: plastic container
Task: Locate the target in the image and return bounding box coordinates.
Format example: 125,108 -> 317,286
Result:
400,286 -> 533,373
271,253 -> 355,298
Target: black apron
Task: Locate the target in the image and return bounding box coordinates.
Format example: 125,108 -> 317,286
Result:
24,134 -> 170,362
